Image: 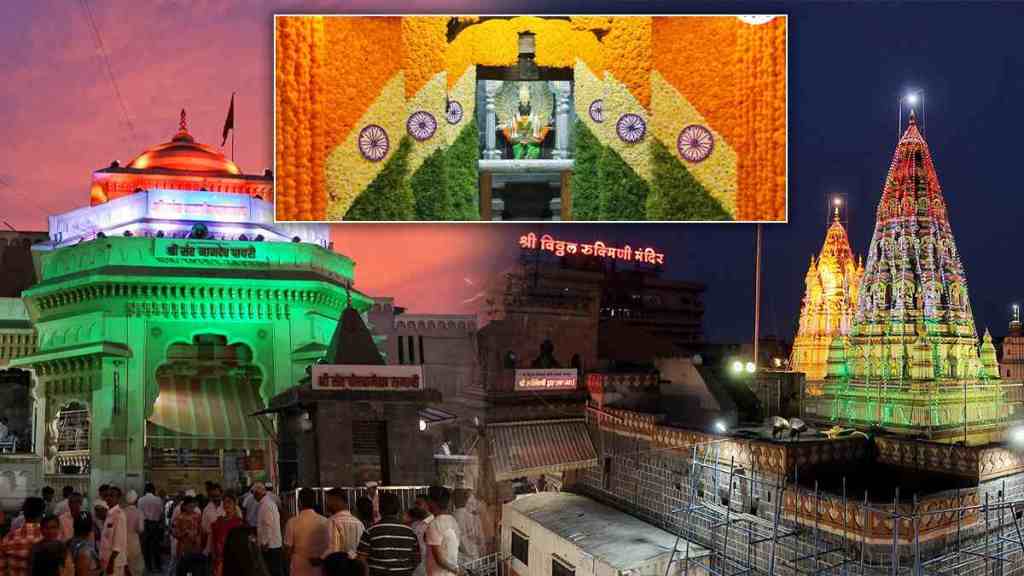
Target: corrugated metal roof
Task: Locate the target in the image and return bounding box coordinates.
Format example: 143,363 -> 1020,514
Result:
508,492 -> 709,570
489,419 -> 597,481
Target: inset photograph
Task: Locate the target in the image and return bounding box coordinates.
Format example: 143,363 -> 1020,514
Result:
274,15 -> 787,222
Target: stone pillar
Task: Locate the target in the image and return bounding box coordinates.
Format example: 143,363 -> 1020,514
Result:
549,81 -> 572,160
484,81 -> 503,160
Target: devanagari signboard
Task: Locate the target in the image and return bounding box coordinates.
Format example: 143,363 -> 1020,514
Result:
518,232 -> 665,265
514,368 -> 578,391
312,365 -> 424,391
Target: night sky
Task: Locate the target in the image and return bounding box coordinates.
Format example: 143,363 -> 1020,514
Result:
2,2 -> 1022,344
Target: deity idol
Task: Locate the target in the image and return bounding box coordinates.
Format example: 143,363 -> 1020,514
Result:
500,83 -> 550,159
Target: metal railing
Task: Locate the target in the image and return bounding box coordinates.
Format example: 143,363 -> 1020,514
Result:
283,486 -> 429,519
462,553 -> 512,576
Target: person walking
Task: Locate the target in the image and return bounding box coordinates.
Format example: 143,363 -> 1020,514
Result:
98,486 -> 128,576
27,539 -> 74,576
356,493 -> 420,576
122,491 -> 145,576
407,508 -> 430,576
137,484 -> 164,574
52,487 -> 75,518
323,490 -> 364,561
210,493 -> 243,576
0,496 -> 46,576
424,487 -> 460,576
201,484 -> 225,558
284,491 -> 329,576
172,496 -> 203,576
58,494 -> 84,542
68,514 -> 101,576
254,483 -> 284,576
221,526 -> 271,576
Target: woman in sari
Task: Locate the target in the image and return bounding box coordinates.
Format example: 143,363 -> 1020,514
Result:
210,492 -> 244,576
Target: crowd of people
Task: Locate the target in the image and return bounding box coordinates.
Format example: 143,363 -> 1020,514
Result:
0,482 -> 471,576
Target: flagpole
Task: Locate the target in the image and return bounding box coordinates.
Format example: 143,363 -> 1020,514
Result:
232,92 -> 236,162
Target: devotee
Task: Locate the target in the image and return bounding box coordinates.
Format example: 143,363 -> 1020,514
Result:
40,515 -> 62,542
413,495 -> 432,521
52,486 -> 75,517
27,539 -> 73,576
122,491 -> 145,576
0,496 -> 46,576
285,490 -> 329,576
407,507 -> 430,576
99,486 -> 127,576
221,526 -> 272,576
68,514 -> 100,576
138,483 -> 164,573
58,493 -> 84,542
354,497 -> 375,530
243,486 -> 261,528
172,496 -> 203,576
323,489 -> 364,560
210,492 -> 244,576
42,486 -> 57,516
254,483 -> 284,576
452,490 -> 481,562
0,417 -> 8,442
357,492 -> 420,576
424,487 -> 460,576
92,503 -> 107,550
201,483 -> 225,554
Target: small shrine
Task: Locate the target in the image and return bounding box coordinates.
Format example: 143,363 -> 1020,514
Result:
790,208 -> 863,385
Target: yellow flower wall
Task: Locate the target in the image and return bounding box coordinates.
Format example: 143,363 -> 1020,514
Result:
651,71 -> 738,216
651,16 -> 787,221
402,17 -> 449,175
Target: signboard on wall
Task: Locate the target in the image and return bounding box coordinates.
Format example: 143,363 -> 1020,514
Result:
312,365 -> 423,391
514,369 -> 578,391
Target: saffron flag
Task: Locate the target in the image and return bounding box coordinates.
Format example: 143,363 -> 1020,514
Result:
221,93 -> 235,146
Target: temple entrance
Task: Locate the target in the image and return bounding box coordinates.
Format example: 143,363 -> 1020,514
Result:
476,33 -> 575,220
146,334 -> 271,486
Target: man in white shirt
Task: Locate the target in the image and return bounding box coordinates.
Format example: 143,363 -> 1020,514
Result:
138,483 -> 164,573
58,492 -> 84,542
100,485 -> 128,576
424,486 -> 461,576
52,485 -> 74,517
323,489 -> 364,560
255,482 -> 284,576
244,486 -> 261,527
201,483 -> 226,554
285,490 -> 330,576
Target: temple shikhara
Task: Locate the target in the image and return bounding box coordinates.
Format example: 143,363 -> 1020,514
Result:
790,208 -> 863,384
805,112 -> 1007,444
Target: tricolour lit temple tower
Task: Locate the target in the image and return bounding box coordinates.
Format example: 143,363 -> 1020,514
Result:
811,111 -> 1006,444
791,208 -> 863,385
11,111 -> 371,495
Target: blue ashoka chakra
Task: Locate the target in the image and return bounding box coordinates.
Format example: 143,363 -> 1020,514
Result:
677,124 -> 714,163
446,100 -> 464,125
407,111 -> 437,141
358,124 -> 389,162
616,113 -> 646,144
588,99 -> 604,123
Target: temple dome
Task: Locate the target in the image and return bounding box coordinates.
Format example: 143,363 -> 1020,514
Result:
126,109 -> 241,176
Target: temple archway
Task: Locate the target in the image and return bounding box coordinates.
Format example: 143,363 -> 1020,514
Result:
146,334 -> 271,490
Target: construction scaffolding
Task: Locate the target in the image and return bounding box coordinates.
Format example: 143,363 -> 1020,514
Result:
578,437 -> 1024,576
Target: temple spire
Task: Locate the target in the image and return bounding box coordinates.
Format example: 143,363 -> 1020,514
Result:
179,109 -> 188,134
832,205 -> 840,221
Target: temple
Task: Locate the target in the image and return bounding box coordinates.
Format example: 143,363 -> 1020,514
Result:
790,208 -> 863,384
9,110 -> 368,495
806,111 -> 1007,444
1001,305 -> 1024,379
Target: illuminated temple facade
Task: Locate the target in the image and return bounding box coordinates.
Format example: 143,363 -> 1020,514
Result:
790,211 -> 863,384
808,112 -> 1006,444
10,111 -> 369,494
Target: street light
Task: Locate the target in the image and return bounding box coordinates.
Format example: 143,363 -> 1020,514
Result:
731,360 -> 744,375
418,418 -> 427,432
745,361 -> 756,374
714,420 -> 728,433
